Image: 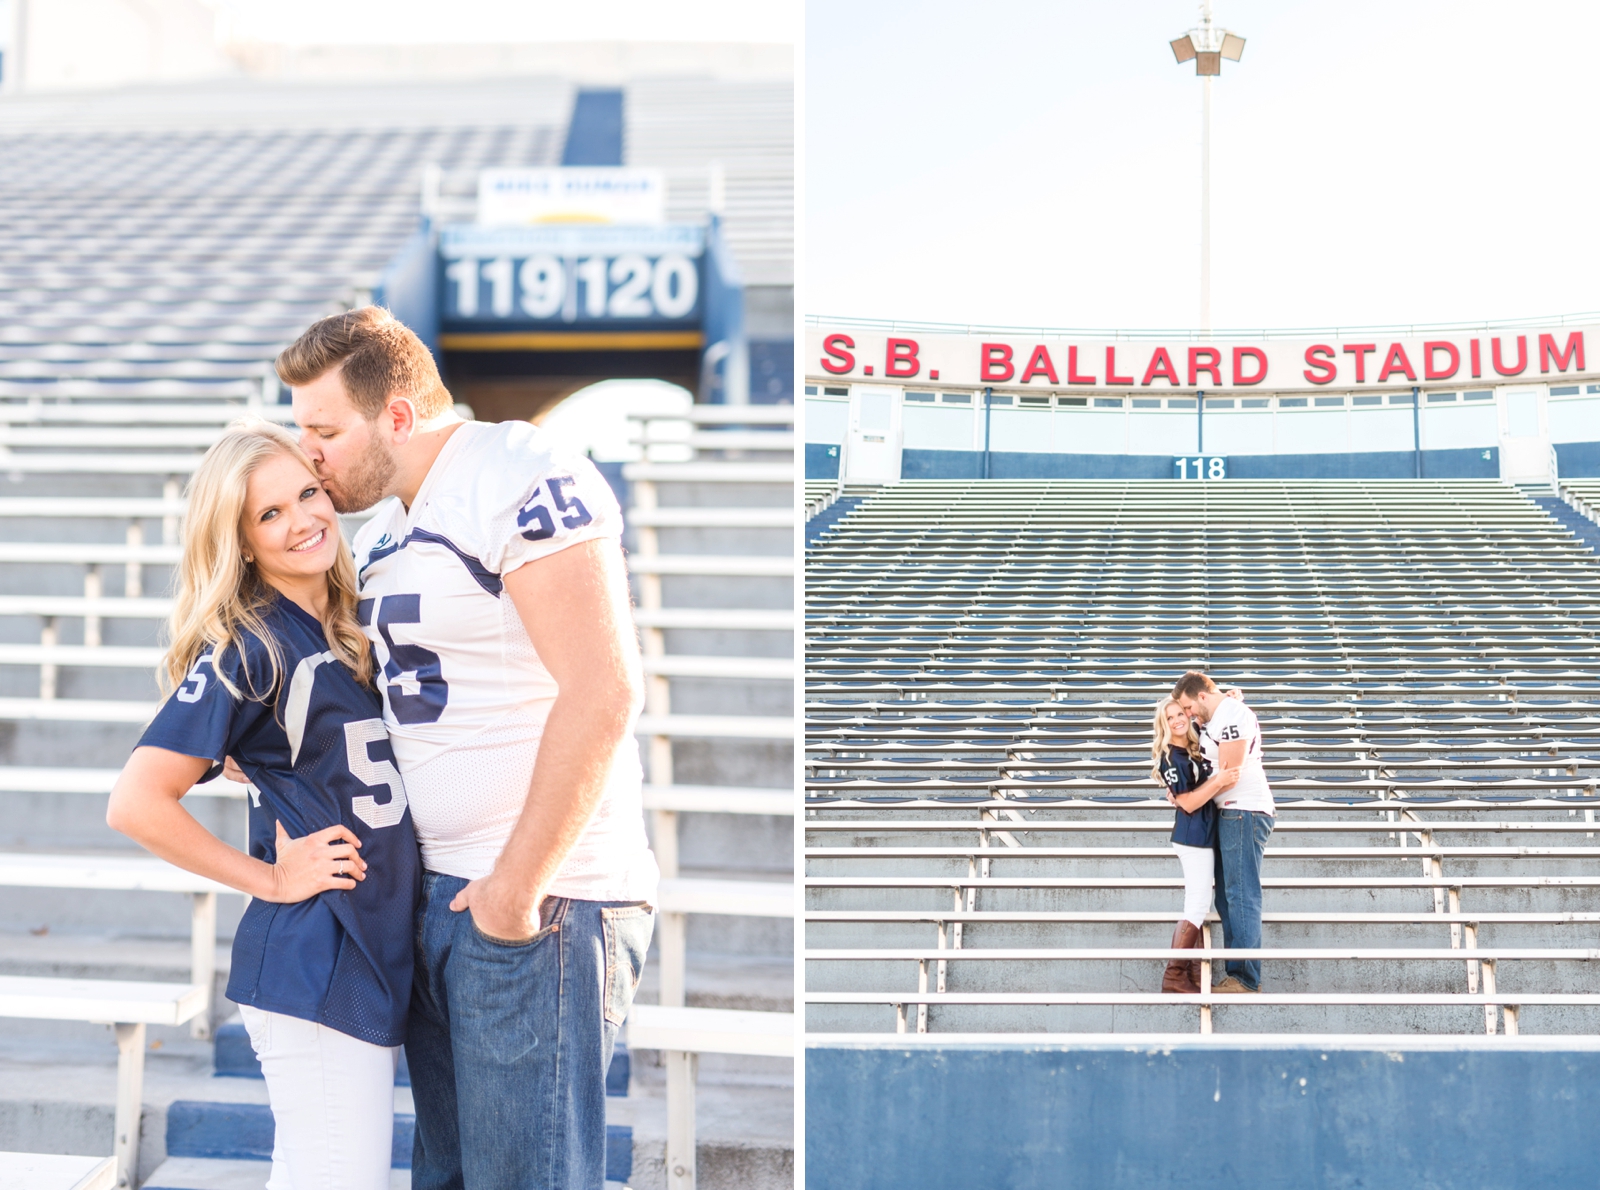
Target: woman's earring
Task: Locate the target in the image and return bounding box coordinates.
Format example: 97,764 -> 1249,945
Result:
243,555 -> 254,564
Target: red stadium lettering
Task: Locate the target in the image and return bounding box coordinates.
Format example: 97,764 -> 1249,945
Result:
1377,343 -> 1416,383
1342,343 -> 1377,383
1539,332 -> 1584,373
980,342 -> 1015,382
1303,345 -> 1336,385
1141,347 -> 1180,386
1020,345 -> 1059,384
1423,341 -> 1459,381
1106,346 -> 1135,385
1067,346 -> 1096,384
1492,335 -> 1527,377
885,337 -> 921,378
1470,339 -> 1482,377
821,334 -> 855,375
1232,347 -> 1267,386
1186,347 -> 1221,387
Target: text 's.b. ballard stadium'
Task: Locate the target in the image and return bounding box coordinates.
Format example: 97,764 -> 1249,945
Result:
804,319 -> 1600,482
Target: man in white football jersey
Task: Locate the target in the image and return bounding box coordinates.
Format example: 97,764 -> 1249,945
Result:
274,307 -> 659,1189
1173,669 -> 1275,994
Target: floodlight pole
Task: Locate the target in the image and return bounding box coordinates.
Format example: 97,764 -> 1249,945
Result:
1201,72 -> 1212,333
1172,1 -> 1241,336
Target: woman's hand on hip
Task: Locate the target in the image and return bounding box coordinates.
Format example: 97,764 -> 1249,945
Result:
263,820 -> 365,902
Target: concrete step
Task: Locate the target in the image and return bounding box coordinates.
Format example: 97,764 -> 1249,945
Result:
208,1019 -> 630,1096
634,949 -> 792,1014
157,1099 -> 633,1182
0,1022 -> 791,1190
142,1158 -> 413,1190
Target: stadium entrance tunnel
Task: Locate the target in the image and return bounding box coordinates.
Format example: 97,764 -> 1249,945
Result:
375,213 -> 753,423
440,346 -> 700,425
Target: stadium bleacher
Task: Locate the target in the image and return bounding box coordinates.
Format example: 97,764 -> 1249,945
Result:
805,478 -> 1600,1038
0,77 -> 792,1190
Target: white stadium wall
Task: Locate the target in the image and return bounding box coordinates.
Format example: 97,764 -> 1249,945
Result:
805,319 -> 1600,482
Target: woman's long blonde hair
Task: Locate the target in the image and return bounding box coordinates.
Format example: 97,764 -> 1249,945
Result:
1149,695 -> 1203,783
162,419 -> 373,700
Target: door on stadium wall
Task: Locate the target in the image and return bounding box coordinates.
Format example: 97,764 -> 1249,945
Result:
844,385 -> 903,482
1496,384 -> 1552,482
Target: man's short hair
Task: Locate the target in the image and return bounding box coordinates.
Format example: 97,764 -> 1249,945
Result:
1172,670 -> 1217,700
276,307 -> 453,421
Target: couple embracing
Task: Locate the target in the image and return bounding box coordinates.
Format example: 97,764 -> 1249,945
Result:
106,307 -> 657,1189
1150,670 -> 1275,996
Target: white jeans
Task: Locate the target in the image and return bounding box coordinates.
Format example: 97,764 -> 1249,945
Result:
237,1005 -> 399,1190
1172,842 -> 1215,929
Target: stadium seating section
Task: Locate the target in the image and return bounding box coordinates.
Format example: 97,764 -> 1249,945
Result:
805,479 -> 1600,1037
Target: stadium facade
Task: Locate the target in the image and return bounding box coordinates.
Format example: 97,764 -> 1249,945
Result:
804,317 -> 1600,484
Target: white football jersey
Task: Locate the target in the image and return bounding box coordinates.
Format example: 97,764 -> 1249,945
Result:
350,420 -> 659,899
1199,695 -> 1274,815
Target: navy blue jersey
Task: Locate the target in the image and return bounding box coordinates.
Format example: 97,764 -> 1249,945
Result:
1158,745 -> 1218,849
138,596 -> 421,1047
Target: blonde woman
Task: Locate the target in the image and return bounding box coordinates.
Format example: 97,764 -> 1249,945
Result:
1150,694 -> 1237,994
107,420 -> 419,1190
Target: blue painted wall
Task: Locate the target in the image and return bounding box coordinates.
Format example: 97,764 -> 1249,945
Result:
752,338 -> 795,404
807,442 -> 841,479
807,1041 -> 1600,1190
561,89 -> 625,165
802,445 -> 1508,481
1556,441 -> 1600,476
372,221 -> 440,362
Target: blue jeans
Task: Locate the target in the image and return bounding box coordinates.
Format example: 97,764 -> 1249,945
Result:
1213,810 -> 1273,991
406,872 -> 655,1190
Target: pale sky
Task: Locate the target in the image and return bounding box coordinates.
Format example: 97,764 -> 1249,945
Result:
208,1 -> 795,46
806,0 -> 1600,331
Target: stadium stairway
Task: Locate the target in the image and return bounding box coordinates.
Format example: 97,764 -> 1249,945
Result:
804,496 -> 867,548
1531,493 -> 1600,556
805,478 -> 1600,1039
0,87 -> 794,1189
620,403 -> 795,1188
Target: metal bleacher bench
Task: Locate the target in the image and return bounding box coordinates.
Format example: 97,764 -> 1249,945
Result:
0,835 -> 242,1042
805,478 -> 1600,1043
0,1152 -> 116,1190
623,405 -> 795,1190
626,1004 -> 794,1190
0,977 -> 205,1189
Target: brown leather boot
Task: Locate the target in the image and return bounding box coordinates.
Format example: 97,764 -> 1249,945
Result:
1161,921 -> 1201,993
1177,920 -> 1204,988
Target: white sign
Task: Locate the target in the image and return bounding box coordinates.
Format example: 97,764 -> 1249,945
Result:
477,168 -> 665,227
807,325 -> 1600,393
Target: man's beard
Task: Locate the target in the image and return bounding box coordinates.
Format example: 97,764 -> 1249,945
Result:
323,434 -> 397,513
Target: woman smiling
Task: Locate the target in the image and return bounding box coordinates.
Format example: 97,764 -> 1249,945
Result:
107,419 -> 420,1190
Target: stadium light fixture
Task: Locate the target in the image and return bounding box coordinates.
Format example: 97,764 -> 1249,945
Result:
1170,2 -> 1245,333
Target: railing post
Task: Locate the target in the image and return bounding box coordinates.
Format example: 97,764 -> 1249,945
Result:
124,522 -> 143,598
191,891 -> 216,1039
665,1050 -> 698,1190
83,567 -> 102,647
112,1022 -> 146,1189
39,616 -> 57,700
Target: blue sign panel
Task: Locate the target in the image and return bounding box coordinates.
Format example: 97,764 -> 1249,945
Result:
438,224 -> 705,333
1174,455 -> 1228,479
